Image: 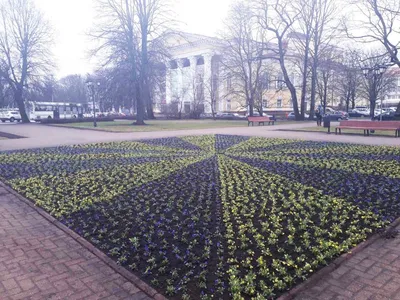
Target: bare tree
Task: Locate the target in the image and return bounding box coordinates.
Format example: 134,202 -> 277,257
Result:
0,0 -> 53,122
358,49 -> 397,118
315,45 -> 344,113
91,0 -> 142,123
290,0 -> 316,118
135,0 -> 174,120
257,0 -> 302,119
57,75 -> 87,104
91,0 -> 173,124
335,50 -> 363,112
203,73 -> 220,119
345,0 -> 400,68
307,0 -> 339,120
221,1 -> 266,117
0,74 -> 13,107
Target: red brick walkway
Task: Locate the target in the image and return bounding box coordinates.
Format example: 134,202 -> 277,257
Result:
0,186 -> 155,300
295,226 -> 400,300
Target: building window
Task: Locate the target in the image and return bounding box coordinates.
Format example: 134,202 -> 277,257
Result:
262,100 -> 268,108
277,98 -> 282,108
275,73 -> 286,90
227,100 -> 231,111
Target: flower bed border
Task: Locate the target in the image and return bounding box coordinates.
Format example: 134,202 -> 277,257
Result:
0,180 -> 167,300
2,175 -> 400,300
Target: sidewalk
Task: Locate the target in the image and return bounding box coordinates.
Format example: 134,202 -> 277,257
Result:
0,185 -> 155,300
294,226 -> 400,300
0,122 -> 399,151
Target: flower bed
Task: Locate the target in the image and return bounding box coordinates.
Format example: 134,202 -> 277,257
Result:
1,135 -> 399,299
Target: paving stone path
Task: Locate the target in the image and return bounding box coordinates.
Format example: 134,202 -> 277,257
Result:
0,186 -> 154,300
294,226 -> 400,300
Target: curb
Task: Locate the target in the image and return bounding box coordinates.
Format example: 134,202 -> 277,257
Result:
277,217 -> 400,300
0,181 -> 167,300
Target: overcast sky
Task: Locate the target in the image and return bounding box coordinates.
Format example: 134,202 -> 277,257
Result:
35,0 -> 232,78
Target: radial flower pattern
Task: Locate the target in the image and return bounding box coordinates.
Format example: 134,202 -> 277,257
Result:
1,135 -> 399,299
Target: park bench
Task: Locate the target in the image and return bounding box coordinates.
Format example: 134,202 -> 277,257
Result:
335,120 -> 400,137
247,116 -> 275,126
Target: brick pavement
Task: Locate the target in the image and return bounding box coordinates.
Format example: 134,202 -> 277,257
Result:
0,186 -> 156,300
294,226 -> 400,300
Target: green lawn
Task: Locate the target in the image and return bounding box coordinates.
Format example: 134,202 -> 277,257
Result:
56,119 -> 287,132
287,125 -> 397,137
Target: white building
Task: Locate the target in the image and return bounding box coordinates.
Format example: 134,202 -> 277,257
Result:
161,33 -> 225,115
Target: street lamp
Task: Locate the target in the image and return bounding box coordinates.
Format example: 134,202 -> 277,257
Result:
86,80 -> 100,128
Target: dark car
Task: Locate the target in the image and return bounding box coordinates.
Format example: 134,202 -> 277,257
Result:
324,111 -> 349,121
373,111 -> 400,121
348,109 -> 369,118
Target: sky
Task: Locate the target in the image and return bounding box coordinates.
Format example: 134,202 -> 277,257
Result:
35,0 -> 232,78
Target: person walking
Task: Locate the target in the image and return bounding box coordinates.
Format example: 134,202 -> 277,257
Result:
315,108 -> 322,126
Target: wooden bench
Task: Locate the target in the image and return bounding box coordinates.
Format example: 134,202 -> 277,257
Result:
336,120 -> 400,137
247,116 -> 275,126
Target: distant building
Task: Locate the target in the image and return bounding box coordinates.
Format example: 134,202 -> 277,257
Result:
157,32 -> 399,116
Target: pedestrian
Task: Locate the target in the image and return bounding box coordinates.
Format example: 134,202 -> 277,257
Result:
315,108 -> 322,126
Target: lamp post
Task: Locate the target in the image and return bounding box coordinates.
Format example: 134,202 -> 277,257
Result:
361,64 -> 388,121
86,80 -> 101,128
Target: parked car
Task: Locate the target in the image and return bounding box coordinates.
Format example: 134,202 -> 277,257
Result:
324,111 -> 349,121
218,113 -> 246,119
106,111 -> 126,117
0,110 -> 22,123
247,113 -> 276,120
287,112 -> 313,120
348,109 -> 369,118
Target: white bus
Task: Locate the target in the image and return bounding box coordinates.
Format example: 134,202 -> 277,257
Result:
28,102 -> 88,121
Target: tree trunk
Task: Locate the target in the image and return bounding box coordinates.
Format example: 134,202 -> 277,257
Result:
370,80 -> 376,119
141,19 -> 154,121
300,38 -> 310,120
351,88 -> 356,109
323,75 -> 328,114
277,40 -> 299,120
135,83 -> 146,125
248,100 -> 254,117
146,93 -> 155,119
15,85 -> 29,123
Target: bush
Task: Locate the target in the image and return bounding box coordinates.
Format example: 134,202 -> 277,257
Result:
39,117 -> 115,124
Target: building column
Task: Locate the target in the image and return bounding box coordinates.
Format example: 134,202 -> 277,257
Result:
165,63 -> 172,104
189,56 -> 198,105
203,53 -> 213,113
177,59 -> 185,102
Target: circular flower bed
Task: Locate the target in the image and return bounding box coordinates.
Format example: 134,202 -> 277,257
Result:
1,135 -> 399,299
